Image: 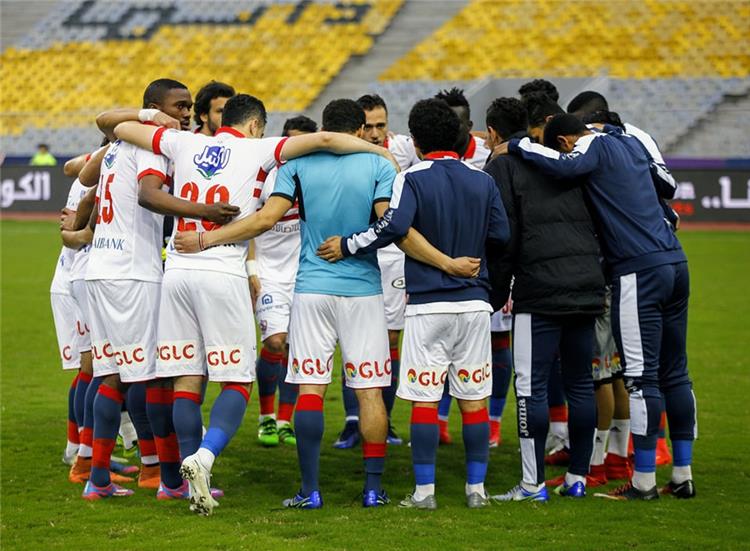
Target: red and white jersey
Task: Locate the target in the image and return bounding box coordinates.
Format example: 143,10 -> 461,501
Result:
85,140 -> 169,283
154,126 -> 287,278
51,178 -> 91,293
385,133 -> 420,171
253,167 -> 300,284
462,135 -> 490,170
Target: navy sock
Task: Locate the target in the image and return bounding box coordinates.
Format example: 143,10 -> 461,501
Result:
74,372 -> 92,429
79,376 -> 102,458
91,384 -> 124,487
278,359 -> 298,418
462,409 -> 490,485
126,383 -> 157,465
438,384 -> 452,418
411,407 -> 439,486
295,394 -> 324,496
146,387 -> 182,489
202,384 -> 249,458
383,347 -> 400,417
257,348 -> 283,416
363,442 -> 386,492
173,391 -> 203,459
67,373 -> 79,444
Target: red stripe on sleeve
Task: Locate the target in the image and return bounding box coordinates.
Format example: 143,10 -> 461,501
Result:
274,137 -> 289,164
253,187 -> 262,198
137,168 -> 167,183
152,126 -> 167,155
256,168 -> 268,183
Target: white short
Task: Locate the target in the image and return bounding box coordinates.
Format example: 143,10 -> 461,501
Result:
87,279 -> 160,382
71,279 -> 91,353
286,293 -> 390,389
490,297 -> 513,333
157,269 -> 257,383
256,279 -> 294,341
51,292 -> 80,370
377,245 -> 406,331
593,289 -> 622,382
398,310 -> 492,402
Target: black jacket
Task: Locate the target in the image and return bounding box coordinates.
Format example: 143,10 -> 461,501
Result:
484,134 -> 605,317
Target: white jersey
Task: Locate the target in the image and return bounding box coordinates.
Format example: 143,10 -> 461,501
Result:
385,133 -> 420,171
462,135 -> 490,170
51,178 -> 91,293
85,140 -> 169,283
253,167 -> 300,284
155,126 -> 286,278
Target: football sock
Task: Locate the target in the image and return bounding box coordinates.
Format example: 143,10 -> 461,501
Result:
462,408 -> 489,491
671,439 -> 693,483
382,347 -> 400,417
200,384 -> 250,467
465,482 -> 485,497
74,372 -> 92,437
127,383 -> 158,466
608,418 -> 630,457
632,469 -> 656,491
277,357 -> 297,426
257,348 -> 283,419
490,332 -> 512,421
565,472 -> 586,486
411,407 -> 439,495
591,429 -> 609,466
90,384 -> 124,487
671,464 -> 692,484
295,394 -> 324,496
173,391 -> 203,460
363,442 -> 386,493
438,385 -> 452,420
146,387 -> 181,489
67,373 -> 80,452
79,376 -> 101,458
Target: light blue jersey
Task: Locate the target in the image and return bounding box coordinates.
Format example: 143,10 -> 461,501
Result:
272,151 -> 395,297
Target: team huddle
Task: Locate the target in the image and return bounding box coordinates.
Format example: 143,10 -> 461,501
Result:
51,76 -> 696,515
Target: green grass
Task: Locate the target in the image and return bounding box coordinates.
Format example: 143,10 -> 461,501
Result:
2,221 -> 749,550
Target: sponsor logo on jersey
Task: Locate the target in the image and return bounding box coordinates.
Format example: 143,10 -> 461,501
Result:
291,357 -> 333,377
407,368 -> 417,383
457,364 -> 491,384
345,359 -> 391,380
92,342 -> 114,362
103,141 -> 120,168
206,345 -> 243,367
457,369 -> 471,383
261,294 -> 273,306
93,237 -> 126,250
259,319 -> 268,333
391,277 -> 406,289
193,145 -> 230,179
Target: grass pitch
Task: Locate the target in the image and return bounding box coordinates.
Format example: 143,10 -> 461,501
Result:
1,221 -> 749,550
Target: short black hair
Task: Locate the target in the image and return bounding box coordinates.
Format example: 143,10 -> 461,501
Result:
142,78 -> 188,108
567,91 -> 608,115
524,91 -> 564,127
37,143 -> 49,149
408,98 -> 460,154
356,94 -> 388,113
193,81 -> 235,127
581,109 -> 625,130
322,99 -> 365,133
282,115 -> 318,136
221,94 -> 267,127
543,114 -> 587,150
518,79 -> 559,102
486,97 -> 528,142
435,87 -> 470,111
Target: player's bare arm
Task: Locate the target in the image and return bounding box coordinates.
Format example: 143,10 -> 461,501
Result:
63,153 -> 89,178
280,132 -> 400,172
173,196 -> 293,253
69,187 -> 97,230
246,240 -> 261,309
78,145 -> 109,188
138,175 -> 240,225
61,227 -> 93,249
98,108 -> 179,142
316,203 -> 480,277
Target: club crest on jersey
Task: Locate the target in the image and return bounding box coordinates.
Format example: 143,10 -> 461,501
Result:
193,145 -> 230,179
103,141 -> 121,169
261,294 -> 273,306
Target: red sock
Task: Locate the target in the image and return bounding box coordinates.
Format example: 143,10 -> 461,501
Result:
278,401 -> 295,423
549,405 -> 568,423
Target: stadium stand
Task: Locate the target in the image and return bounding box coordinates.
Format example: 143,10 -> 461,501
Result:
0,0 -> 403,155
374,0 -> 750,156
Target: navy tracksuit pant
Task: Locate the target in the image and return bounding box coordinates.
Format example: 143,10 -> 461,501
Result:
611,262 -> 696,457
512,313 -> 596,485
